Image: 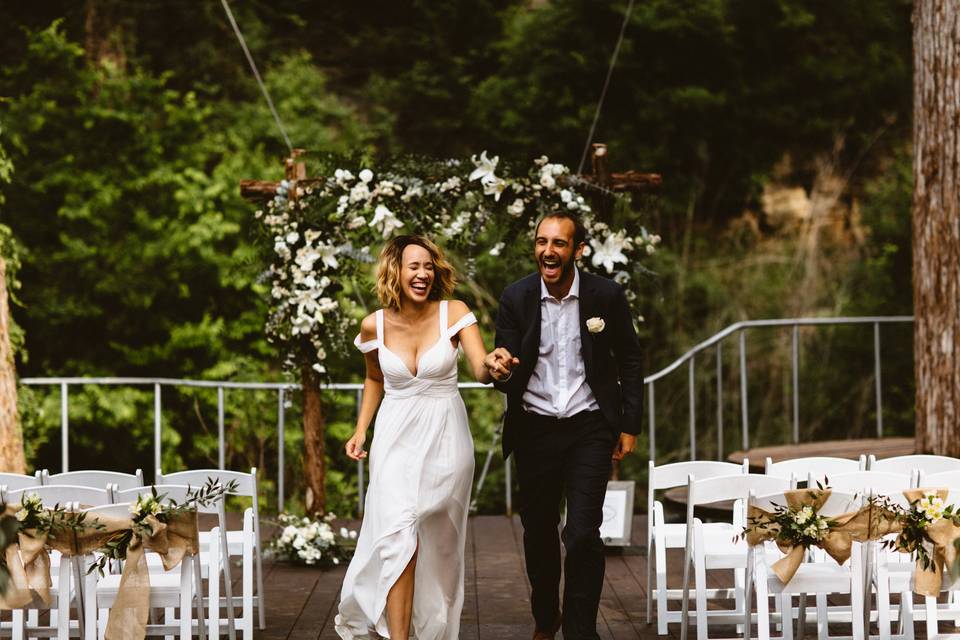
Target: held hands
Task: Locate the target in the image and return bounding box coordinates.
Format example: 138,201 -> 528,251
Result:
613,433 -> 636,461
345,431 -> 368,460
484,347 -> 519,381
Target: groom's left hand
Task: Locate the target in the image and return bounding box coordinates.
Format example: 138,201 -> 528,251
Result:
612,433 -> 636,460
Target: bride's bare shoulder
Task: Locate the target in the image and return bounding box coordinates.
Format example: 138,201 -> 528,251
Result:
447,299 -> 472,325
359,312 -> 378,342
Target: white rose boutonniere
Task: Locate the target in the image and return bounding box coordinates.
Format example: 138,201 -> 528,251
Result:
586,317 -> 605,334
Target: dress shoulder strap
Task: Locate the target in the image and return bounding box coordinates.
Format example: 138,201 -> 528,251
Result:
439,300 -> 448,334
375,309 -> 385,343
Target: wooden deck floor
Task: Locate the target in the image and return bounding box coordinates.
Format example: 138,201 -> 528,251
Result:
256,514 -> 951,639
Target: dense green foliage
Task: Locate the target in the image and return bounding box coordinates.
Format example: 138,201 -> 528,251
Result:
0,0 -> 915,514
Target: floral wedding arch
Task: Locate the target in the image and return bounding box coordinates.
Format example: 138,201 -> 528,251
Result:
257,152 -> 660,377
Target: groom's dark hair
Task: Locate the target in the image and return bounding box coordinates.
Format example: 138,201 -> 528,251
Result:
535,211 -> 587,247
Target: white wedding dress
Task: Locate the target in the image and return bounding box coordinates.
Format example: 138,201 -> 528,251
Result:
335,300 -> 476,639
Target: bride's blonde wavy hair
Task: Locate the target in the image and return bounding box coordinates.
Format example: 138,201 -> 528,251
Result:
375,235 -> 457,311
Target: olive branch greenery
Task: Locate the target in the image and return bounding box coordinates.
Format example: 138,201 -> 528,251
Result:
735,480 -> 837,549
87,478 -> 239,577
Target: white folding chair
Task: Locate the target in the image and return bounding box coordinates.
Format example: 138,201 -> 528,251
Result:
744,489 -> 867,640
4,486 -> 109,640
869,454 -> 960,479
114,485 -> 236,639
157,468 -> 265,633
908,470 -> 960,637
867,489 -> 916,640
766,456 -> 866,488
679,473 -> 792,640
42,468 -> 145,492
82,500 -> 208,640
646,459 -> 749,633
821,471 -> 914,633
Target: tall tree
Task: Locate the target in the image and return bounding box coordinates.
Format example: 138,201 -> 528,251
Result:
913,1 -> 960,455
0,133 -> 26,473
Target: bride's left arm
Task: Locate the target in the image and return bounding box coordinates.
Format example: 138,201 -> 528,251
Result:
449,300 -> 494,384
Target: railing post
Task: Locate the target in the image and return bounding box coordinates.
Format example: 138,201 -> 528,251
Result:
688,357 -> 696,460
739,330 -> 749,452
217,386 -> 225,470
60,382 -> 69,472
792,324 -> 799,443
716,342 -> 723,461
356,388 -> 365,516
153,383 -> 162,479
648,382 -> 656,462
277,387 -> 285,511
874,322 -> 883,438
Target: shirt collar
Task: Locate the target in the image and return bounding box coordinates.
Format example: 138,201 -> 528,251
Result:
540,267 -> 580,302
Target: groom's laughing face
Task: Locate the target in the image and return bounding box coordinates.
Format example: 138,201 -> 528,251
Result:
535,216 -> 584,290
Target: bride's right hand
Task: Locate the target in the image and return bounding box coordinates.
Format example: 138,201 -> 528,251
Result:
345,431 -> 368,460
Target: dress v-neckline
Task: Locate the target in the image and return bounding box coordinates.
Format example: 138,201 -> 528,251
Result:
380,335 -> 449,379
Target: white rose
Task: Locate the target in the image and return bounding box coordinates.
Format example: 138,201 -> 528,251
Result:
540,174 -> 556,189
586,317 -> 605,334
507,199 -> 525,216
359,169 -> 374,183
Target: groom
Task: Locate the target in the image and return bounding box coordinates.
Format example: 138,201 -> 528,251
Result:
484,211 -> 644,640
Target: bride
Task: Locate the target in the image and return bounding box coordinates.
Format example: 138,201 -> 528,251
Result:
335,234 -> 511,639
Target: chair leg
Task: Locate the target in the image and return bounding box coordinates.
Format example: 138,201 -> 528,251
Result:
646,536 -> 654,624
12,608 -> 25,640
656,541 -> 669,635
877,572 -> 891,640
744,549 -> 754,640
693,536 -> 708,640
780,592 -> 794,640
756,573 -> 771,640
180,560 -> 192,640
208,532 -> 221,639
925,595 -> 937,639
254,544 -> 265,631
194,555 -> 207,640
816,593 -> 828,640
243,535 -> 254,637
902,591 -> 914,640
735,566 -> 746,634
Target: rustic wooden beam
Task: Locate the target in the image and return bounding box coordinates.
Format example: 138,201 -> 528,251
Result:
240,178 -> 325,201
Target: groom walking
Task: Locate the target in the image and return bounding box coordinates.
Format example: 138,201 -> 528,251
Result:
485,211 -> 644,640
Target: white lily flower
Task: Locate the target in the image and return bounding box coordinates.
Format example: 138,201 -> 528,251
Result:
507,199 -> 525,216
469,151 -> 500,184
589,231 -> 632,273
370,205 -> 404,238
483,178 -> 507,201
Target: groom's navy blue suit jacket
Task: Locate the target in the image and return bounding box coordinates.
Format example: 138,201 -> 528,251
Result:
493,271 -> 644,458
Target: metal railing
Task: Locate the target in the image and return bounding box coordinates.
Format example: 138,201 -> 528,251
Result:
644,315 -> 914,463
21,315 -> 913,514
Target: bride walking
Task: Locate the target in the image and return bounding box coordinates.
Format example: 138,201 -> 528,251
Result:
335,235 -> 511,639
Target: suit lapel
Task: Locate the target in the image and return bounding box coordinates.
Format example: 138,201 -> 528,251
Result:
522,275 -> 542,366
578,273 -> 595,378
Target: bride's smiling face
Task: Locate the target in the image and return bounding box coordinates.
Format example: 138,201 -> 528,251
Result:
399,244 -> 435,304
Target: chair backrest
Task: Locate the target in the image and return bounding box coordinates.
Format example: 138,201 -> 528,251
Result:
825,470 -> 913,495
157,468 -> 259,519
7,484 -> 113,508
749,489 -> 861,519
115,484 -> 225,516
765,456 -> 866,485
42,469 -> 145,491
917,470 -> 960,505
81,502 -> 136,520
687,473 -> 792,509
0,471 -> 43,491
648,460 -> 747,525
869,454 -> 960,477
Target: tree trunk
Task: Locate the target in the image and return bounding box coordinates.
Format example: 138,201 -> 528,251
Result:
913,1 -> 960,456
84,0 -> 128,70
0,257 -> 25,473
301,365 -> 327,516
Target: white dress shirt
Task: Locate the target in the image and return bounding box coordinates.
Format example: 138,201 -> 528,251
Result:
522,269 -> 600,418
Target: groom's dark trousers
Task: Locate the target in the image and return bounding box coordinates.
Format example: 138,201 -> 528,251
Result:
494,271 -> 644,640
